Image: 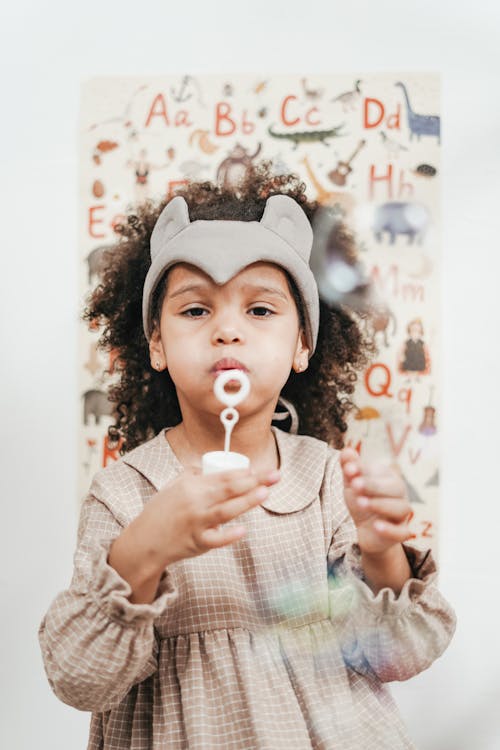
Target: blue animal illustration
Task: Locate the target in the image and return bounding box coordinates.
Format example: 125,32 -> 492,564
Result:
373,202 -> 430,244
395,82 -> 440,144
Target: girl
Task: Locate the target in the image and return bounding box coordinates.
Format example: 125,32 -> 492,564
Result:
39,166 -> 456,749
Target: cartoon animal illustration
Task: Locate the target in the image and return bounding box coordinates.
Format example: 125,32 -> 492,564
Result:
216,143 -> 262,189
300,78 -> 324,101
328,139 -> 366,186
189,129 -> 219,155
398,318 -> 431,375
86,244 -> 115,284
268,124 -> 345,149
379,131 -> 408,159
373,202 -> 430,244
413,163 -> 437,178
369,305 -> 397,348
301,155 -> 356,216
82,389 -> 115,425
331,80 -> 362,111
395,82 -> 441,144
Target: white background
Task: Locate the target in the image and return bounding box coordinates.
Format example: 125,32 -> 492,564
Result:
1,1 -> 499,748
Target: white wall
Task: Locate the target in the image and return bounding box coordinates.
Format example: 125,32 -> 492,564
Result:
1,1 -> 499,747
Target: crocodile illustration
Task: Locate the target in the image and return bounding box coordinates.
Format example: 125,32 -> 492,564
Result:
267,124 -> 345,149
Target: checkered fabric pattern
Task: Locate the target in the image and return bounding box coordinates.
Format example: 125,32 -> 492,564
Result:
39,427 -> 456,749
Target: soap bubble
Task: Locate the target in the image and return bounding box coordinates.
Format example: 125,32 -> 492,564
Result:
310,205 -> 376,314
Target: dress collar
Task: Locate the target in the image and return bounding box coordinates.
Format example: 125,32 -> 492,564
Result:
122,425 -> 328,515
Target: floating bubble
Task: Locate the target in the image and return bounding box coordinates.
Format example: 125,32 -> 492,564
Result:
310,206 -> 376,314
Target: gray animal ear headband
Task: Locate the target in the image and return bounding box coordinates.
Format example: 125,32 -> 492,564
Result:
142,194 -> 320,354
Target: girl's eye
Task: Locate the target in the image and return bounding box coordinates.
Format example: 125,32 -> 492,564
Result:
182,307 -> 208,317
249,306 -> 274,317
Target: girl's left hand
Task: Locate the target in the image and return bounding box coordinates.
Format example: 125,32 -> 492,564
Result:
339,447 -> 415,556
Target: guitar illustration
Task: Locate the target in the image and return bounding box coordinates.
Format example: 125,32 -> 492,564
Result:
328,139 -> 366,186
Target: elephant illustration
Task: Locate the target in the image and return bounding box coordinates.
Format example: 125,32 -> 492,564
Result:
373,202 -> 430,244
82,389 -> 115,425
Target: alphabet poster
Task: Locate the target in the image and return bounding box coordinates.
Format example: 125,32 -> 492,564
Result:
79,74 -> 441,553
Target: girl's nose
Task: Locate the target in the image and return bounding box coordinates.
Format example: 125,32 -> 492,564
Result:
211,318 -> 244,345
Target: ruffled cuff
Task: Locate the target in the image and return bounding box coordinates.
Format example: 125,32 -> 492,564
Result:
87,538 -> 179,625
335,542 -> 437,618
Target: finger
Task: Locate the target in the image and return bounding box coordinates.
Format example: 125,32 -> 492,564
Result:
350,475 -> 406,498
372,520 -> 415,543
339,447 -> 360,466
358,460 -> 401,478
198,523 -> 247,549
205,485 -> 269,526
358,497 -> 411,522
207,472 -> 258,504
339,454 -> 362,480
207,468 -> 280,505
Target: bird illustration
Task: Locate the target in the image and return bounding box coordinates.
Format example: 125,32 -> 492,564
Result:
331,80 -> 362,111
379,131 -> 409,158
301,78 -> 324,101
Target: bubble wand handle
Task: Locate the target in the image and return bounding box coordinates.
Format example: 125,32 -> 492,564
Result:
221,407 -> 239,452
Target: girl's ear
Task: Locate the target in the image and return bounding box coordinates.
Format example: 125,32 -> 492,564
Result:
293,330 -> 310,373
149,325 -> 167,372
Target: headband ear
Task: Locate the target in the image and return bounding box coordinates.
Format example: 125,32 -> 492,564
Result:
150,196 -> 190,260
260,195 -> 313,262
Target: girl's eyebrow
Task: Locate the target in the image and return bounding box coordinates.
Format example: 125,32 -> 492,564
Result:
168,283 -> 211,299
241,284 -> 289,301
168,282 -> 289,301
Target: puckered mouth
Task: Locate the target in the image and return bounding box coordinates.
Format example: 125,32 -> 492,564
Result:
210,358 -> 249,374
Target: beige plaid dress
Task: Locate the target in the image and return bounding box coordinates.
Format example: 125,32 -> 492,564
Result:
39,426 -> 456,749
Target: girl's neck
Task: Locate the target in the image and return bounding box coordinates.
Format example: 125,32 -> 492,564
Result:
166,410 -> 280,474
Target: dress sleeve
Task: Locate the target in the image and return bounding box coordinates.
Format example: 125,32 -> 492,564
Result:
38,489 -> 179,712
325,452 -> 457,683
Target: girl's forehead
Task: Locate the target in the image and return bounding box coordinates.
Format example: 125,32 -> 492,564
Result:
166,261 -> 291,292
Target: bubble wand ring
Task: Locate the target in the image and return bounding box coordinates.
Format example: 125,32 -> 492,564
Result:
213,369 -> 250,452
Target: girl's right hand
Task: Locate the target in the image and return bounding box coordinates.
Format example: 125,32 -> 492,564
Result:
144,466 -> 281,567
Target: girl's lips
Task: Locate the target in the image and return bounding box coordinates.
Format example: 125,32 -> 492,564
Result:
211,358 -> 249,374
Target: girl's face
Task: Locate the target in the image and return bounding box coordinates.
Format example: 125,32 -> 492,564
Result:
149,261 -> 309,420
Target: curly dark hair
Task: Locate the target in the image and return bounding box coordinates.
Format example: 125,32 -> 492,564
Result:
83,163 -> 374,453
